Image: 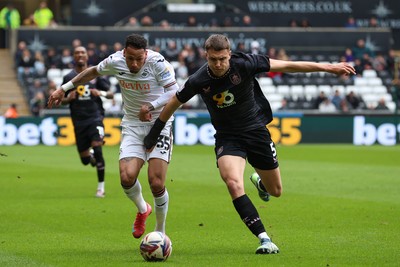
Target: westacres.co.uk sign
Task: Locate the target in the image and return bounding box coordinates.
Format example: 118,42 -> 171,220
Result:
0,114 -> 399,146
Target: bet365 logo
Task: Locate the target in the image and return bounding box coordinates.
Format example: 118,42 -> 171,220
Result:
212,90 -> 236,108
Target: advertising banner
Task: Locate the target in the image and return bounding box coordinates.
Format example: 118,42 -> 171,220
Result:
1,113 -> 399,146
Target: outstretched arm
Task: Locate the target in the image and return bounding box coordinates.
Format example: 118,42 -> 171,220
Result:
47,66 -> 101,108
144,94 -> 183,150
269,59 -> 356,76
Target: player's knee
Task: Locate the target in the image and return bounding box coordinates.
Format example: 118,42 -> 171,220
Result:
148,174 -> 164,193
269,186 -> 282,198
81,156 -> 91,165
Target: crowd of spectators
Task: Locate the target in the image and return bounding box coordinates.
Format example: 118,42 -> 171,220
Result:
14,35 -> 399,117
3,3 -> 399,116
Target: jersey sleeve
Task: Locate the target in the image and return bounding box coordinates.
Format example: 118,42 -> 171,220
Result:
176,78 -> 197,104
97,54 -> 116,75
151,54 -> 176,87
233,52 -> 271,75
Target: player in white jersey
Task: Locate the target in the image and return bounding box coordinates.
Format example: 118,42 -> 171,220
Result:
48,34 -> 179,239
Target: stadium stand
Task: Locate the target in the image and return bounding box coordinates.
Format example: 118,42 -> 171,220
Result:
0,49 -> 30,116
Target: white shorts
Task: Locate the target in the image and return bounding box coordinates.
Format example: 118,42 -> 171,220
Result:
119,122 -> 173,163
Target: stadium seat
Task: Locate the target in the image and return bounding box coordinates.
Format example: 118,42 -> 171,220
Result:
47,68 -> 62,80
354,77 -> 368,86
290,85 -> 304,98
276,85 -> 290,95
362,69 -> 377,78
258,77 -> 273,86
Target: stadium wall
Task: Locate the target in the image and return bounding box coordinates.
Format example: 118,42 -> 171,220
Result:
1,113 -> 399,146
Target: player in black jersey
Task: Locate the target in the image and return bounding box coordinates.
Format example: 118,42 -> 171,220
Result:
143,34 -> 356,254
62,46 -> 114,198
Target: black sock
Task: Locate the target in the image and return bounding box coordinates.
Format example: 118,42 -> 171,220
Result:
233,194 -> 266,237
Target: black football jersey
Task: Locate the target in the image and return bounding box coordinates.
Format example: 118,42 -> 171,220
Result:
176,52 -> 273,133
63,70 -> 110,126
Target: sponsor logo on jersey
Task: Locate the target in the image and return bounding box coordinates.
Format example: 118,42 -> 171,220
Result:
118,72 -> 125,75
212,90 -> 236,108
202,86 -> 211,94
76,85 -> 91,100
160,69 -> 172,79
119,80 -> 150,91
229,73 -> 241,85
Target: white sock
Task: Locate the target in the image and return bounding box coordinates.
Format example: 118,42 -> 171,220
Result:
97,182 -> 105,191
154,188 -> 169,233
123,180 -> 147,213
258,232 -> 270,240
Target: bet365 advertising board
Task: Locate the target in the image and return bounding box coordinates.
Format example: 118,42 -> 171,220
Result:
0,113 -> 399,146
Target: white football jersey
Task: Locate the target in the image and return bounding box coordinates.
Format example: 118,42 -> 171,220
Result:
97,49 -> 176,125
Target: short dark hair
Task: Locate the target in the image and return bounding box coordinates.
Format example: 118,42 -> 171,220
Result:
125,34 -> 147,49
204,34 -> 230,51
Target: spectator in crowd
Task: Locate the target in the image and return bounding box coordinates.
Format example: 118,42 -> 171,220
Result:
346,91 -> 361,109
278,98 -> 289,110
125,16 -> 140,28
17,48 -> 35,80
300,18 -> 311,28
23,14 -> 34,26
33,51 -> 46,77
339,98 -> 352,112
343,48 -> 355,62
14,41 -> 27,67
314,91 -> 327,109
236,42 -> 247,53
4,103 -> 19,118
250,40 -> 261,55
289,19 -> 298,27
98,43 -> 110,62
222,17 -> 233,27
175,53 -> 189,80
159,19 -> 171,29
71,38 -> 82,49
0,3 -> 20,29
112,42 -> 123,53
372,53 -> 387,72
59,48 -> 74,69
241,15 -> 254,27
352,38 -> 374,60
33,1 -> 55,28
386,49 -> 397,76
162,40 -> 180,62
30,91 -> 46,116
330,89 -> 343,110
44,47 -> 60,69
186,15 -> 197,27
140,15 -> 153,26
319,97 -> 336,112
353,58 -> 364,76
27,78 -> 46,99
344,16 -> 357,28
374,98 -> 389,110
369,16 -> 379,28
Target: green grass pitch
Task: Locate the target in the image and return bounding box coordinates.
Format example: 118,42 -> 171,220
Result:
0,144 -> 399,266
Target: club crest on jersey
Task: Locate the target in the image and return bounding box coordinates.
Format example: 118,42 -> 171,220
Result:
229,73 -> 241,85
141,68 -> 150,78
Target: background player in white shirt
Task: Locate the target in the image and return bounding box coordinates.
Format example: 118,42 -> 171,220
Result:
48,34 -> 179,239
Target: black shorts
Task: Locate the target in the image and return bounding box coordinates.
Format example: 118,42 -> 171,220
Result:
214,126 -> 279,170
74,121 -> 104,152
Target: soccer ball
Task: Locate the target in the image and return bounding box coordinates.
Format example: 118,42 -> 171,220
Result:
139,231 -> 172,262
